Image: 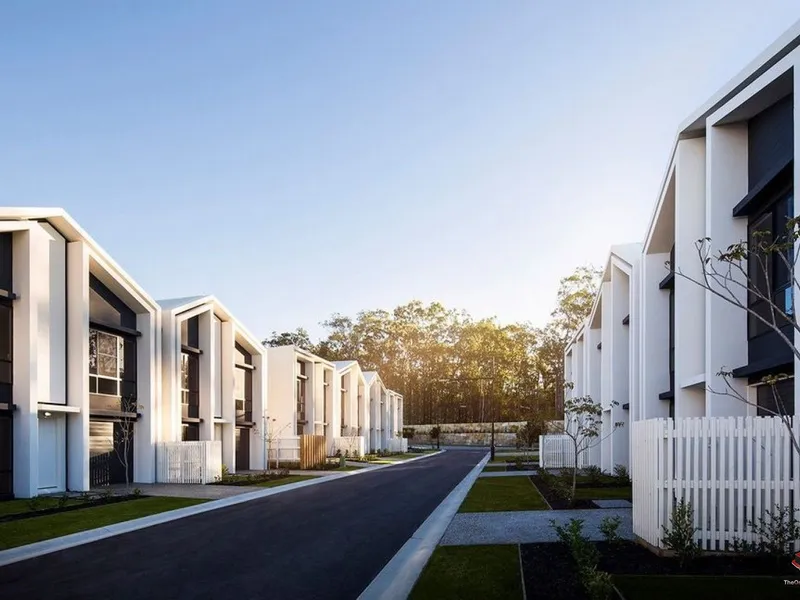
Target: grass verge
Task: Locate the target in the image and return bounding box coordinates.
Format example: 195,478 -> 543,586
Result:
410,545 -> 523,600
0,496 -> 206,550
574,486 -> 632,501
459,476 -> 548,512
482,465 -> 507,472
614,575 -> 793,599
255,475 -> 319,488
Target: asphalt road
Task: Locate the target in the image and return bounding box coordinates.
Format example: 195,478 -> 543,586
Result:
0,449 -> 485,600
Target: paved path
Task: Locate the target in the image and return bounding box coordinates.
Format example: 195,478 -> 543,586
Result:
440,508 -> 633,545
0,449 -> 485,600
478,470 -> 538,478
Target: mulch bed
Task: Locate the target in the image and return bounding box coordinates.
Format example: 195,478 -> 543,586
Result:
596,541 -> 795,577
528,475 -> 596,509
521,542 -> 590,600
0,494 -> 143,524
506,464 -> 538,472
521,540 -> 794,600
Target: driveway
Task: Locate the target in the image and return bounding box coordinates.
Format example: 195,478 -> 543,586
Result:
0,449 -> 485,600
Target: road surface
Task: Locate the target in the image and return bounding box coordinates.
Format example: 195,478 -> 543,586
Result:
0,449 -> 485,600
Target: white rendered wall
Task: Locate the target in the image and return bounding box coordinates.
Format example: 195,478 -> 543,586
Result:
266,346 -> 298,442
640,252 -> 671,420
610,264 -> 630,469
250,351 -> 268,470
219,320 -> 235,471
704,122 -> 749,417
674,137 -> 707,420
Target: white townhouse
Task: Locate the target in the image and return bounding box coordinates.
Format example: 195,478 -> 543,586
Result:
564,244 -> 641,472
332,360 -> 367,456
159,296 -> 267,473
0,208 -> 160,499
363,371 -> 389,452
266,345 -> 336,461
386,389 -> 406,453
558,19 -> 800,551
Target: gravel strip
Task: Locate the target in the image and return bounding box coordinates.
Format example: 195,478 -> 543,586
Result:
478,470 -> 538,478
440,508 -> 632,546
592,499 -> 632,508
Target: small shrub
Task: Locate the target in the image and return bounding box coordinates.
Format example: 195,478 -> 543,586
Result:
599,516 -> 622,546
514,457 -> 525,470
551,478 -> 574,504
581,567 -> 614,600
583,465 -> 604,486
612,464 -> 630,485
732,504 -> 800,562
57,493 -> 70,509
537,469 -> 556,487
100,488 -> 114,501
27,496 -> 42,511
132,487 -> 142,497
661,498 -> 700,568
550,518 -> 599,568
559,467 -> 575,481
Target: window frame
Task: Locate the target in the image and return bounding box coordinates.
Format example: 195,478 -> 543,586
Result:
89,329 -> 125,397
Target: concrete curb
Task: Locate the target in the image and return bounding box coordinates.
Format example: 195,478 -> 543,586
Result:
0,449 -> 446,568
357,451 -> 491,600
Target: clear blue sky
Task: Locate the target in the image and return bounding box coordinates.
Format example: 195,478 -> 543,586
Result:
1,2 -> 798,340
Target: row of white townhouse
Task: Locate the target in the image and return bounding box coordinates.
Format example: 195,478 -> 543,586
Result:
0,208 -> 404,499
557,19 -> 800,551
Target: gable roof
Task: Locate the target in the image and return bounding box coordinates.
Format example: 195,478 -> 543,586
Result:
0,207 -> 158,312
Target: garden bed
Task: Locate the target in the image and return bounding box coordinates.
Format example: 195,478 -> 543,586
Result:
0,492 -> 144,523
530,473 -> 631,510
521,542 -> 589,600
210,469 -> 294,486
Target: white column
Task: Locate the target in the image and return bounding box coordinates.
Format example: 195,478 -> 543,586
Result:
705,122 -> 749,417
250,351 -> 267,470
610,265 -> 630,469
675,137 -> 707,418
219,320 -> 235,471
133,310 -> 157,483
66,239 -> 90,493
641,252 -> 671,420
198,310 -> 215,441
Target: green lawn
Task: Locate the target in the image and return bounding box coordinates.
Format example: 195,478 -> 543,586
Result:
459,476 -> 549,512
482,465 -> 507,472
0,496 -> 206,550
0,496 -> 86,517
574,486 -> 632,500
410,545 -> 523,600
255,475 -> 319,488
615,575 -> 794,600
496,456 -> 539,464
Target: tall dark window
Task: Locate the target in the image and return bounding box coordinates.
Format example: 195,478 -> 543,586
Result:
180,316 -> 201,421
322,369 -> 330,426
296,360 -> 307,435
89,330 -> 124,396
234,342 -> 253,423
748,192 -> 794,339
181,423 -> 200,441
756,377 -> 795,417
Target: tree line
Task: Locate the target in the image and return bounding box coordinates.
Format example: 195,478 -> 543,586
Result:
263,265 -> 601,425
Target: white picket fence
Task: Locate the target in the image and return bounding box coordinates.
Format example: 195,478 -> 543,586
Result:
156,441 -> 222,484
332,436 -> 366,458
632,416 -> 799,552
538,434 -> 596,469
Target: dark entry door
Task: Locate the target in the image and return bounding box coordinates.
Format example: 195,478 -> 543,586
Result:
90,420 -> 135,486
0,411 -> 12,499
235,427 -> 250,471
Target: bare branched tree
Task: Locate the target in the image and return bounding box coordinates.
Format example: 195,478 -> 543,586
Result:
556,386 -> 623,503
114,399 -> 142,492
670,217 -> 800,456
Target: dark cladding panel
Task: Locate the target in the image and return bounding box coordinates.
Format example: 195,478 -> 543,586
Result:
748,95 -> 793,187
89,275 -> 137,330
0,234 -> 11,293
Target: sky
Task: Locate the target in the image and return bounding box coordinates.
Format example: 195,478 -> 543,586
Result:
1,1 -> 799,341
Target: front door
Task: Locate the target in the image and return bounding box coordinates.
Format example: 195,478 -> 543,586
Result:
0,411 -> 12,499
90,420 -> 135,486
235,427 -> 250,472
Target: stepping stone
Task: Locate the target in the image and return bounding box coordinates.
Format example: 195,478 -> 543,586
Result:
592,499 -> 632,508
